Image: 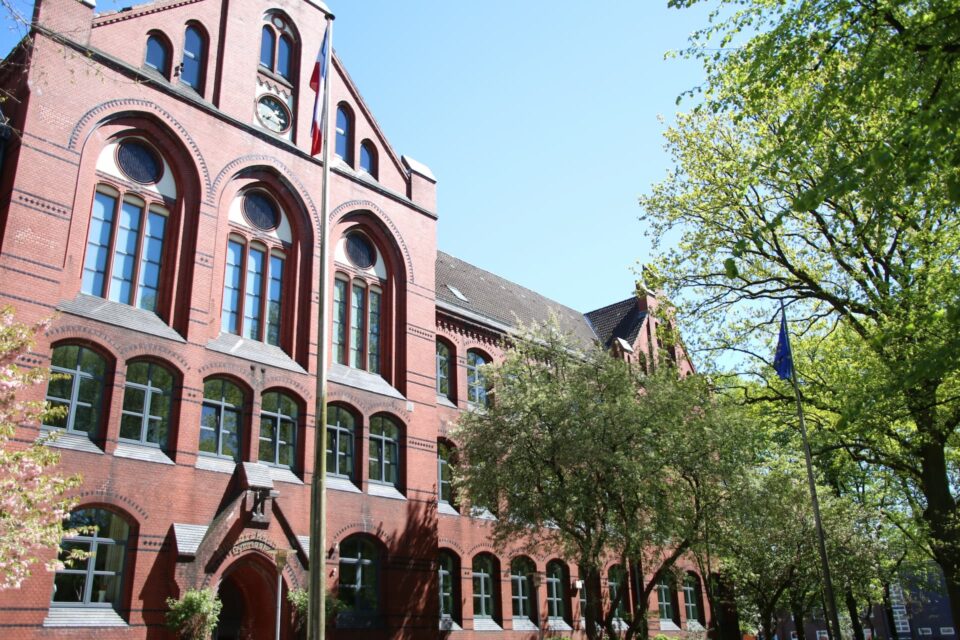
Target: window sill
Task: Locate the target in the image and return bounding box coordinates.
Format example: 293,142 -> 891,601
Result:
368,482 -> 405,501
267,465 -> 303,485
659,620 -> 681,631
548,619 -> 573,632
469,506 -> 497,521
440,617 -> 463,631
438,501 -> 459,517
686,621 -> 705,632
40,428 -> 103,455
207,333 -> 306,374
114,441 -> 174,465
436,394 -> 457,409
195,455 -> 237,475
512,617 -> 538,631
472,617 -> 502,632
58,294 -> 185,343
326,475 -> 361,493
329,363 -> 405,401
44,607 -> 127,627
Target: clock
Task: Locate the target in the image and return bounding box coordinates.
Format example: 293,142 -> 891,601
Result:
256,95 -> 291,133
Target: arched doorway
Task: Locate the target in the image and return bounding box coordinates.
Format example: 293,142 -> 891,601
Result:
215,554 -> 289,640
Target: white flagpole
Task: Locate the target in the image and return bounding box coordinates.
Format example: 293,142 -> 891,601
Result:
308,15 -> 333,640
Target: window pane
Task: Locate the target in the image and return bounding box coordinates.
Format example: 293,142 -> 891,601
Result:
199,405 -> 218,453
277,34 -> 293,79
436,342 -> 449,397
122,386 -> 145,413
335,107 -> 351,163
181,26 -> 204,89
360,142 -> 376,176
368,289 -> 381,374
222,240 -> 243,334
259,26 -> 274,68
82,191 -> 117,297
350,284 -> 365,369
332,279 -> 347,364
136,211 -> 166,311
145,35 -> 168,74
266,255 -> 283,346
243,246 -> 264,340
52,572 -> 86,603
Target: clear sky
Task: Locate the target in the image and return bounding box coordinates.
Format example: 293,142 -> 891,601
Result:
1,0 -> 711,315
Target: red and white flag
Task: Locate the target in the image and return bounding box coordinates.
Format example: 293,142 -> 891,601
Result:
309,23 -> 331,157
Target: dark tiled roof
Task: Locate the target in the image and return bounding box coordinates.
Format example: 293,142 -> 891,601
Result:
435,251 -> 598,345
584,297 -> 646,347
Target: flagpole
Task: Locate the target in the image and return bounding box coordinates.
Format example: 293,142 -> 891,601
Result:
308,15 -> 333,640
781,306 -> 843,640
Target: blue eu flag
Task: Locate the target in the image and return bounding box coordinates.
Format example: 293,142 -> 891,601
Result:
773,307 -> 793,381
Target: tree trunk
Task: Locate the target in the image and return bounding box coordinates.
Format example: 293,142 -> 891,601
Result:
792,599 -> 807,640
847,588 -> 865,640
709,573 -> 741,640
917,433 -> 960,631
760,608 -> 777,640
882,584 -> 899,640
584,567 -> 604,640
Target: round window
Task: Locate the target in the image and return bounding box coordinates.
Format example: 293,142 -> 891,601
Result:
242,191 -> 280,231
116,139 -> 163,184
345,232 -> 375,269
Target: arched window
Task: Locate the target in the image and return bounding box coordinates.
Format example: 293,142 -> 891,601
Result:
439,550 -> 460,623
546,561 -> 568,621
609,565 -> 628,620
181,25 -> 206,91
438,441 -> 454,505
45,345 -> 106,436
259,13 -> 297,81
510,557 -> 537,623
119,360 -> 173,448
144,33 -> 170,77
259,391 -> 298,468
199,378 -> 244,460
221,190 -> 287,346
52,508 -> 130,609
82,138 -> 172,314
436,340 -> 452,400
327,405 -> 355,478
682,573 -> 704,625
368,415 -> 400,487
259,26 -> 274,68
657,577 -> 677,623
339,536 -> 379,614
335,105 -> 354,166
472,555 -> 498,620
467,350 -> 488,408
359,140 -> 377,178
332,230 -> 386,375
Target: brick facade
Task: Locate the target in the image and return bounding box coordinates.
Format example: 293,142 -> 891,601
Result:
0,1 -> 707,638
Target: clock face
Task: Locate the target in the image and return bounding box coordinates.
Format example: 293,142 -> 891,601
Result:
256,95 -> 291,133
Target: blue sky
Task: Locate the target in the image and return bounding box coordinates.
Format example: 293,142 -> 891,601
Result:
1,1 -> 711,314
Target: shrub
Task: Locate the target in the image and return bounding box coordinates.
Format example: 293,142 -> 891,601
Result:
165,588 -> 222,640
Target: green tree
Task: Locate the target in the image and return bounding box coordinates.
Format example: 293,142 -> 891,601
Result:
166,588 -> 222,640
0,306 -> 81,589
641,0 -> 960,620
453,323 -> 754,640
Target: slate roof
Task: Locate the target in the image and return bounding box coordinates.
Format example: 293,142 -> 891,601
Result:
584,297 -> 647,348
435,251 -> 598,345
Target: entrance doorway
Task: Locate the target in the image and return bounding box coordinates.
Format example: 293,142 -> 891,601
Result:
215,555 -> 286,640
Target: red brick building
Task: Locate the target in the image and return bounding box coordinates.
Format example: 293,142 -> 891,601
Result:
0,0 -> 707,637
